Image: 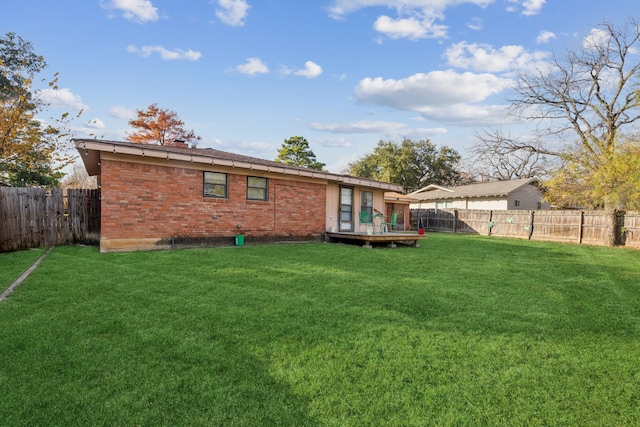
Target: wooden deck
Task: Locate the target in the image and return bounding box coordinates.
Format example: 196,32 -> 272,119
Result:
325,231 -> 426,248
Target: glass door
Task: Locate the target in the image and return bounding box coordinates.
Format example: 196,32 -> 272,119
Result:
339,187 -> 353,231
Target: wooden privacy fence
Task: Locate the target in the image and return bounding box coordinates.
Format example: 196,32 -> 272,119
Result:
412,208 -> 640,248
0,187 -> 100,252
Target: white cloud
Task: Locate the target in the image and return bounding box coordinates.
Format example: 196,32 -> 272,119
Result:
328,0 -> 493,18
354,70 -> 512,124
295,61 -> 323,78
279,65 -> 293,76
127,45 -> 202,61
521,0 -> 545,15
445,41 -> 549,73
317,136 -> 352,148
408,127 -> 448,137
327,0 -> 493,39
309,120 -> 408,134
467,17 -> 483,31
109,105 -> 136,119
506,0 -> 545,16
35,88 -> 88,111
235,141 -> 273,152
86,118 -> 106,130
583,28 -> 609,50
309,121 -> 449,143
100,0 -> 159,23
227,140 -> 276,159
215,0 -> 250,26
373,15 -> 447,40
356,70 -> 510,107
236,57 -> 269,75
417,103 -> 509,123
536,30 -> 556,44
279,61 -> 323,78
199,137 -> 224,149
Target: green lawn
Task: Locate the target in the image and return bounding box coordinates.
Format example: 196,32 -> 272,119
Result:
1,234 -> 639,426
0,247 -> 46,289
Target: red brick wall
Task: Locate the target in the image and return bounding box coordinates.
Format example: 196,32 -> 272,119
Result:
100,159 -> 326,240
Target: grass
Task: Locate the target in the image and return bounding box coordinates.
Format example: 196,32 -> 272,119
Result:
0,247 -> 46,289
1,234 -> 640,426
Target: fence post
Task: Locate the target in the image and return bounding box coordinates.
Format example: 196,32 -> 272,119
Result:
488,210 -> 493,236
578,211 -> 584,244
528,211 -> 535,240
453,210 -> 458,233
615,210 -> 626,246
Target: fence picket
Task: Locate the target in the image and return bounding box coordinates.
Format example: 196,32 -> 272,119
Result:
0,187 -> 100,252
412,208 -> 640,248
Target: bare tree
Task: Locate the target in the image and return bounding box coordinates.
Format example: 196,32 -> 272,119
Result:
510,19 -> 640,162
470,129 -> 556,180
474,18 -> 640,244
61,161 -> 97,189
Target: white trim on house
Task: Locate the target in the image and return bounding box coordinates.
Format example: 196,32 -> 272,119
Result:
409,178 -> 549,211
75,139 -> 403,192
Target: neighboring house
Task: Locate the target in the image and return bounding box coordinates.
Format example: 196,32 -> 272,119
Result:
408,178 -> 549,211
75,139 -> 402,252
384,192 -> 417,231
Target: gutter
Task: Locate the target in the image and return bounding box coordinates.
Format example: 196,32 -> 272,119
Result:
75,139 -> 403,192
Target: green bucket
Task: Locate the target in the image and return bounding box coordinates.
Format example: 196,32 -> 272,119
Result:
234,235 -> 245,246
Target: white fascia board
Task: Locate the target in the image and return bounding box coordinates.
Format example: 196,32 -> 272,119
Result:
75,139 -> 402,191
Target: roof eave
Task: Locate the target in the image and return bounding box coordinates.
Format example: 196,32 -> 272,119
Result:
74,139 -> 403,192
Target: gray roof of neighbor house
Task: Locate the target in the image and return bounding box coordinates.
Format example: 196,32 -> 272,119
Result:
408,178 -> 539,201
384,191 -> 418,203
74,138 -> 404,192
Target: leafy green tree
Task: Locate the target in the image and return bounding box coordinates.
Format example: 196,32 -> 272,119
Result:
0,32 -> 46,100
275,136 -> 325,170
0,32 -> 74,186
346,138 -> 462,192
6,158 -> 64,187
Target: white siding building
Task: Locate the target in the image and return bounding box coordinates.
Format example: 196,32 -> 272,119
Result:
408,178 -> 550,211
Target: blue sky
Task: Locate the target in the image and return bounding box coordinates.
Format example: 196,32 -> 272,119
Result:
2,0 -> 636,173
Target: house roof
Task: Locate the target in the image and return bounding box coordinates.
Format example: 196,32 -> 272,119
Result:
408,178 -> 539,201
384,191 -> 418,203
74,139 -> 404,192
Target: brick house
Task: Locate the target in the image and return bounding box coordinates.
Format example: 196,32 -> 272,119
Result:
75,139 -> 402,252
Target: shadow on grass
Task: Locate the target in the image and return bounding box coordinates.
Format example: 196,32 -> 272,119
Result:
2,237 -> 640,426
0,247 -> 322,426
